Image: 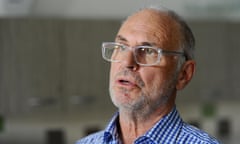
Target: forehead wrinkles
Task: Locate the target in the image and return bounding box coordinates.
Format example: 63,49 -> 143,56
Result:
121,10 -> 181,50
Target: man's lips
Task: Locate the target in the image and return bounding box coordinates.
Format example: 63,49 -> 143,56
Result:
116,78 -> 138,88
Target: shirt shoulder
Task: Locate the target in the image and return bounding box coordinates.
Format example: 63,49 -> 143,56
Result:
180,122 -> 221,144
75,131 -> 105,144
76,112 -> 120,144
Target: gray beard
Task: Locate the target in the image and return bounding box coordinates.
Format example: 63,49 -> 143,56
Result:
109,68 -> 179,119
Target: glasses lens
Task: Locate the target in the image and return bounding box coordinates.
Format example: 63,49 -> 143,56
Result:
102,43 -> 160,65
103,43 -> 123,62
135,47 -> 159,65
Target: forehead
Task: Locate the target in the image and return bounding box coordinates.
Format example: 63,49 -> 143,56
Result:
117,9 -> 181,50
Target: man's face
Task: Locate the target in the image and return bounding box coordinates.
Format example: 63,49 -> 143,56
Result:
109,10 -> 182,113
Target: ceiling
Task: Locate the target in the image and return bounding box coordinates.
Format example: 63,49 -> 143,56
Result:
0,0 -> 240,20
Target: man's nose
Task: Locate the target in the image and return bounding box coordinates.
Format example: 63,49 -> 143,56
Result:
121,51 -> 139,71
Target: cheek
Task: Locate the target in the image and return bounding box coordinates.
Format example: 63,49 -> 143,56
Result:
110,63 -> 119,82
109,65 -> 115,83
141,69 -> 163,89
140,67 -> 173,90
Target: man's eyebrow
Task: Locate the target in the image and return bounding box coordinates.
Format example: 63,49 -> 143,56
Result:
140,42 -> 156,47
116,35 -> 157,47
116,35 -> 128,42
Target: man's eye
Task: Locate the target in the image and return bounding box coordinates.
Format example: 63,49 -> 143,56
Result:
146,48 -> 155,54
140,48 -> 155,55
114,45 -> 125,51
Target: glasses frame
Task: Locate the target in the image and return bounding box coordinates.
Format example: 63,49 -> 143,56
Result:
102,42 -> 185,66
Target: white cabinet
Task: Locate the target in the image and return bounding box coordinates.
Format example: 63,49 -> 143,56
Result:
0,19 -> 119,116
0,19 -> 63,116
63,21 -> 118,112
1,19 -> 238,116
177,21 -> 240,102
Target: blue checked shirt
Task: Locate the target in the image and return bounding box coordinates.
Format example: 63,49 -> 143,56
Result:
76,107 -> 221,144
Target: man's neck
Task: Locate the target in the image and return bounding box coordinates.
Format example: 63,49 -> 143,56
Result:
118,105 -> 174,144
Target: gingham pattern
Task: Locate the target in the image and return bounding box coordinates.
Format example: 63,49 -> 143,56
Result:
76,107 -> 221,144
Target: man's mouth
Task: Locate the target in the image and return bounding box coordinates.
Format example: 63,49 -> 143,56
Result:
119,79 -> 131,85
117,79 -> 137,87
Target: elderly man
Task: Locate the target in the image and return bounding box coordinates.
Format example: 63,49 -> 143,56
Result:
76,6 -> 220,144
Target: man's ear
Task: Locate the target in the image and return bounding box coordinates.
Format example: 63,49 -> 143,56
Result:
176,60 -> 196,90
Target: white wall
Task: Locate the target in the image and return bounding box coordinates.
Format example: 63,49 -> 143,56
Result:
0,0 -> 240,20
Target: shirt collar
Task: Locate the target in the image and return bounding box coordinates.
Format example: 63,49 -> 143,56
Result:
103,107 -> 183,144
144,107 -> 183,144
103,111 -> 120,142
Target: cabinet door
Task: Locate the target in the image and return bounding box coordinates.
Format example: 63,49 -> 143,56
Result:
0,19 -> 63,116
226,23 -> 240,100
177,21 -> 229,102
63,20 -> 118,112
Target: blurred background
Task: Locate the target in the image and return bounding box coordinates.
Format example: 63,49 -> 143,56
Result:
0,0 -> 239,143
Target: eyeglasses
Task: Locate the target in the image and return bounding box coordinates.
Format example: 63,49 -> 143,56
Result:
102,42 -> 185,66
